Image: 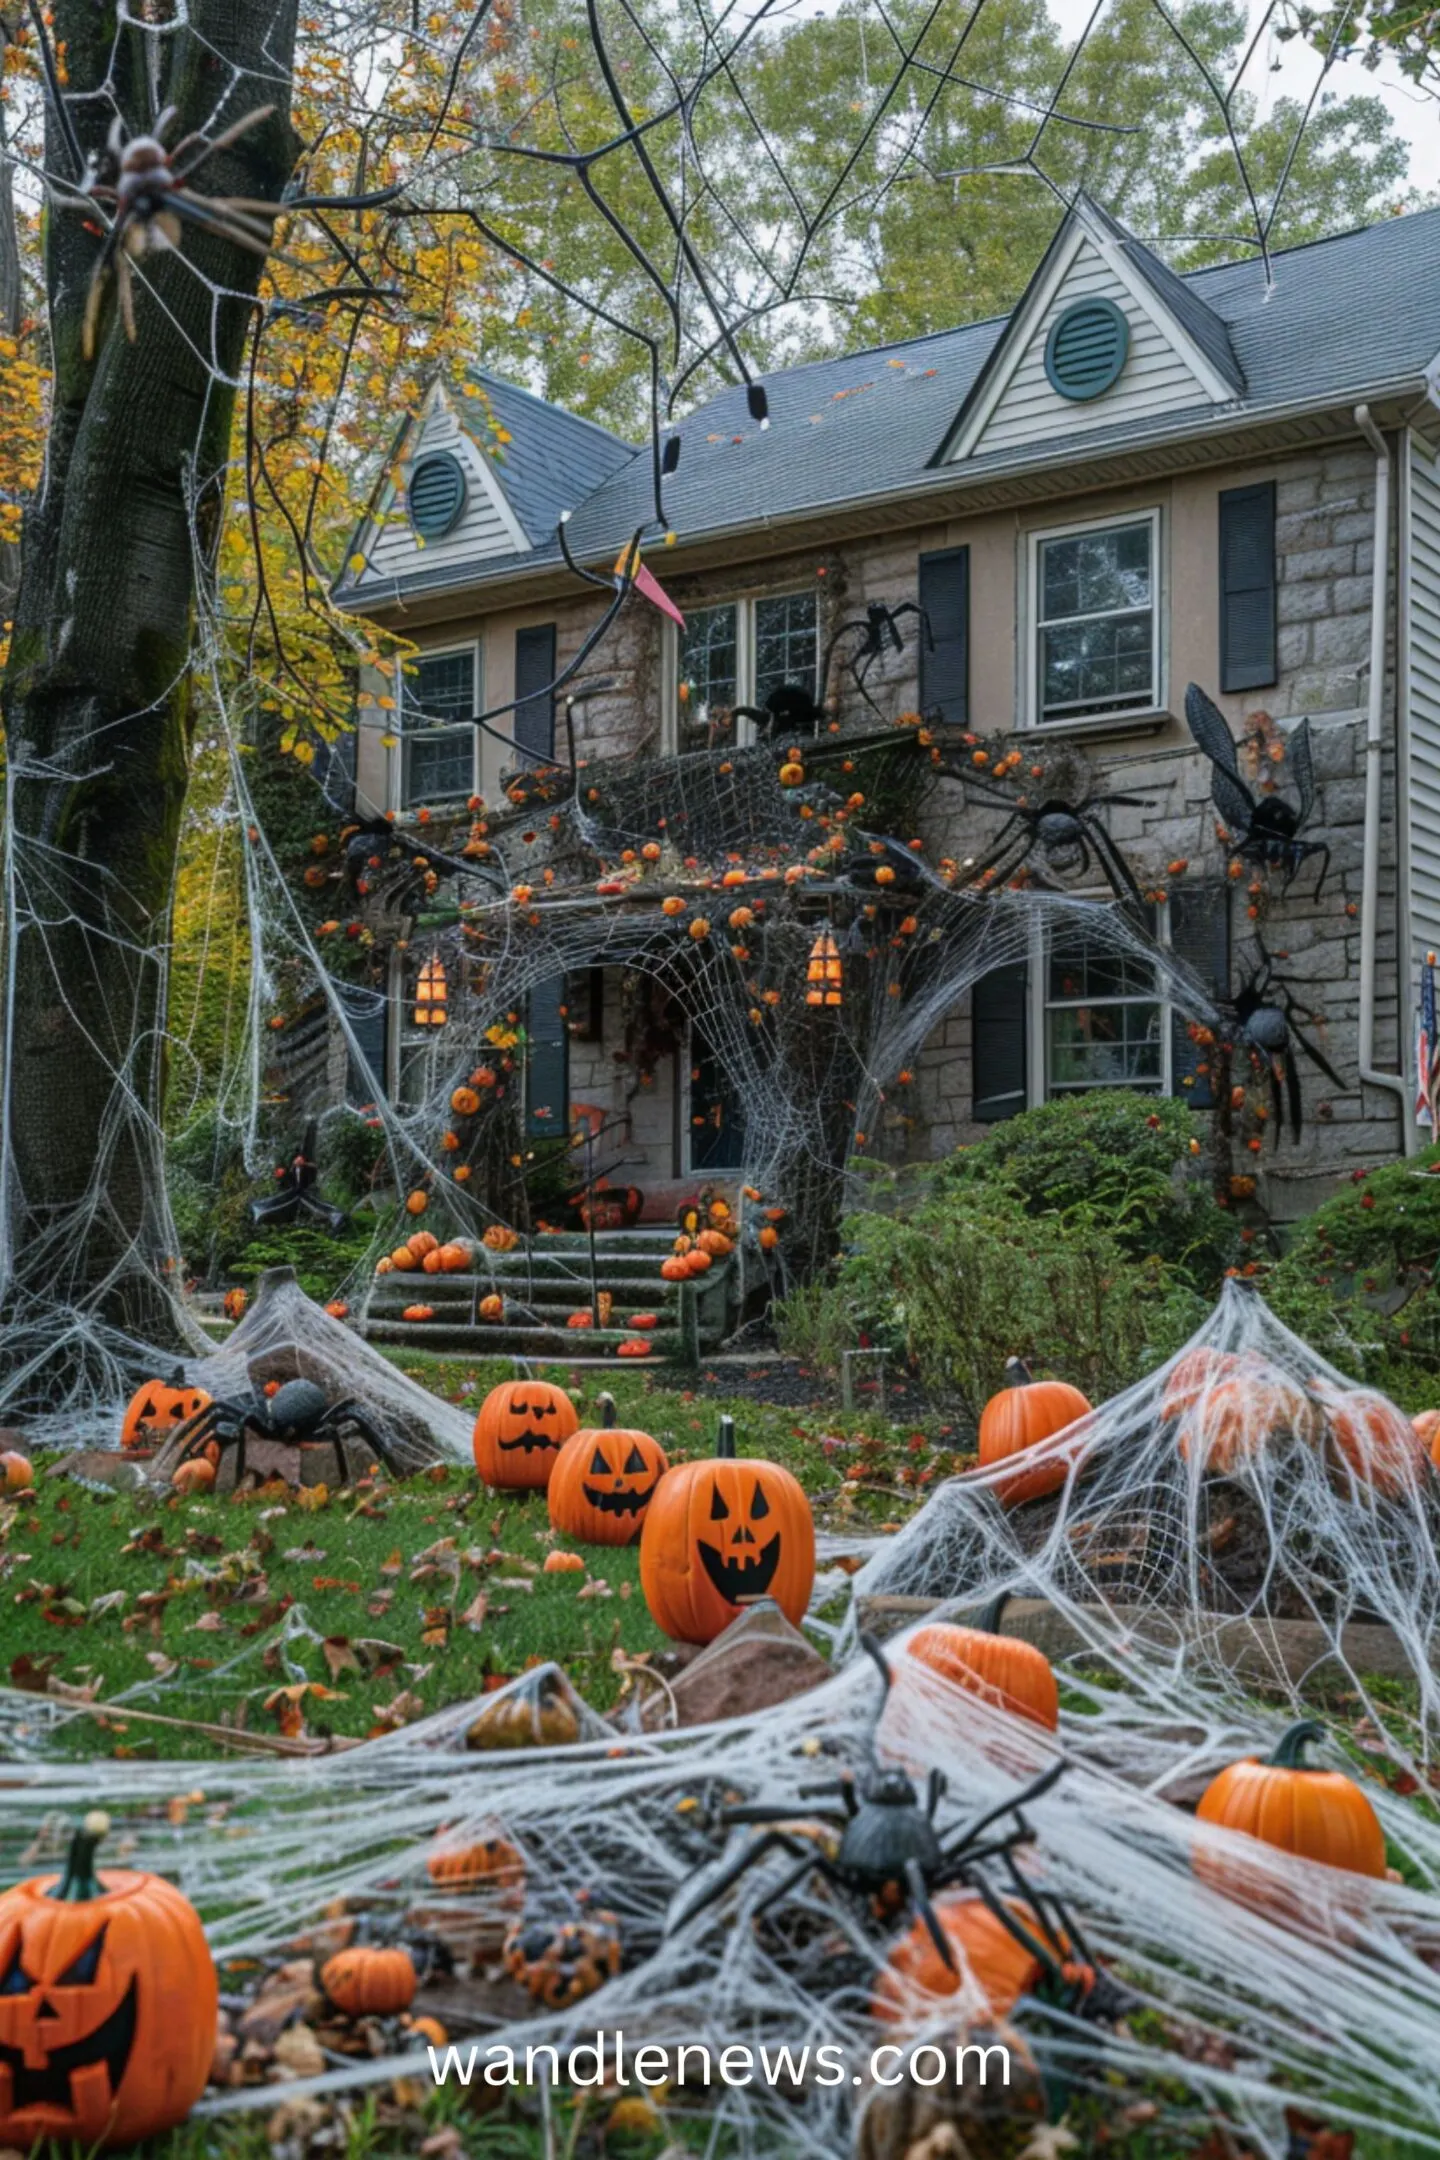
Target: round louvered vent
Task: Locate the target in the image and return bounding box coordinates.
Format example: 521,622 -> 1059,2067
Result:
408,451 -> 467,539
1044,298 -> 1130,402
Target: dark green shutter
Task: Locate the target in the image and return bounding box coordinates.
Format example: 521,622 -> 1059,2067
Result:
526,975 -> 569,1136
918,547 -> 969,727
972,963 -> 1027,1123
337,985 -> 387,1109
515,624 -> 556,764
1219,482 -> 1276,693
1169,887 -> 1231,1109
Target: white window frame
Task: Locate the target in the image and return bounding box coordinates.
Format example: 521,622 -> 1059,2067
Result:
1023,507 -> 1163,732
661,592 -> 818,753
395,638 -> 481,808
1024,901 -> 1173,1106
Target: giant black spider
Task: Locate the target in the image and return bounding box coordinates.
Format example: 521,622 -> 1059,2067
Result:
1184,685 -> 1330,898
1216,940 -> 1345,1143
958,782 -> 1152,911
670,1637 -> 1114,2016
66,104 -> 287,359
158,1377 -> 406,1488
734,603 -> 932,739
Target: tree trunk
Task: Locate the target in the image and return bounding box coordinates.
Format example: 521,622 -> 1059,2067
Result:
0,11 -> 25,624
0,2 -> 299,1371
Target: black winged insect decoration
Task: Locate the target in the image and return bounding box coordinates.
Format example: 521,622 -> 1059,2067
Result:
249,1119 -> 348,1233
1184,685 -> 1329,898
1218,939 -> 1346,1143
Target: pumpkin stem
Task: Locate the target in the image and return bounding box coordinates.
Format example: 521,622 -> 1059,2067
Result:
715,1415 -> 737,1459
596,1393 -> 617,1429
978,1590 -> 1012,1635
1003,1358 -> 1034,1390
1265,1719 -> 1327,1770
51,1811 -> 111,1902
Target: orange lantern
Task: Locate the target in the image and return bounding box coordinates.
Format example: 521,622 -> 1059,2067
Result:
805,930 -> 843,1007
413,956 -> 448,1027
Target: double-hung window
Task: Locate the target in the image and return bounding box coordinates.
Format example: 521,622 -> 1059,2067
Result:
402,646 -> 478,806
1044,917 -> 1164,1095
669,591 -> 818,751
1029,511 -> 1159,727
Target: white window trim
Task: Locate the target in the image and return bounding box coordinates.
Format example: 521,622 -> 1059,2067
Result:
395,638 -> 482,808
1021,507 -> 1164,733
661,592 -> 815,754
1024,900 -> 1174,1105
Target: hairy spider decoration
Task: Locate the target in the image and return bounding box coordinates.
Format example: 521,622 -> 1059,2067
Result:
248,1120 -> 348,1236
341,813 -> 504,905
1184,685 -> 1330,898
733,681 -> 828,741
160,1377 -> 407,1488
958,782 -> 1152,910
70,104 -> 286,358
671,1637 -> 1117,2018
1214,940 -> 1345,1143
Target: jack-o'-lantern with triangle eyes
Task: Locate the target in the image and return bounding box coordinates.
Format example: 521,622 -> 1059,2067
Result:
0,1812 -> 217,2150
119,1368 -> 212,1454
547,1396 -> 670,1546
640,1415 -> 815,1643
472,1380 -> 579,1490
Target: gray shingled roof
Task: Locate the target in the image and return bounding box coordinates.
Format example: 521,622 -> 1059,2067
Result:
467,369 -> 633,546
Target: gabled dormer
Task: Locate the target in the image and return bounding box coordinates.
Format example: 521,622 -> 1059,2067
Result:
936,196 -> 1245,466
338,380 -> 534,598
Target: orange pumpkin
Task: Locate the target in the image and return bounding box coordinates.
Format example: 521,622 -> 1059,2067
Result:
406,1191 -> 429,1217
616,1338 -> 653,1357
567,1311 -> 594,1330
628,1314 -> 659,1330
221,1287 -> 247,1321
1,1451 -> 33,1493
660,1256 -> 689,1283
120,1369 -> 213,1453
686,1247 -> 712,1274
757,1225 -> 779,1251
874,1891 -> 1067,2027
1159,1347 -> 1242,1423
977,1361 -> 1091,1506
402,1304 -> 435,1323
548,1397 -> 670,1546
324,1300 -> 349,1319
321,1946 -> 416,2017
479,1294 -> 504,1322
1195,1720 -> 1386,1880
640,1415 -> 815,1644
409,1230 -> 439,1258
423,1248 -> 445,1274
696,1229 -> 732,1259
543,1550 -> 586,1573
472,1381 -> 578,1489
391,1245 -> 418,1271
0,1811 -> 216,2150
483,1224 -> 520,1253
425,1835 -> 524,1896
1412,1408 -> 1440,1463
439,1243 -> 470,1273
906,1593 -> 1059,1731
172,1459 -> 216,1496
1177,1362 -> 1318,1473
451,1086 -> 481,1117
1313,1381 -> 1430,1498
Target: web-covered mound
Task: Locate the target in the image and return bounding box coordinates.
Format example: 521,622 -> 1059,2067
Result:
851,1279 -> 1440,1756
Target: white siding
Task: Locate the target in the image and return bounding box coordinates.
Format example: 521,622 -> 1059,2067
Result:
352,395 -> 527,590
978,243 -> 1213,457
1408,434 -> 1440,959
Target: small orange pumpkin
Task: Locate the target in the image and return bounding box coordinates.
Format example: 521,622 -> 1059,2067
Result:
425,1835 -> 525,1895
640,1415 -> 815,1644
120,1369 -> 213,1453
325,1300 -> 349,1319
483,1223 -> 520,1253
628,1314 -> 658,1330
222,1287 -> 248,1321
406,1190 -> 429,1217
1195,1720 -> 1386,1880
391,1244 -> 418,1271
172,1459 -> 216,1496
479,1294 -> 504,1322
321,1946 -> 416,2017
906,1593 -> 1059,1731
697,1229 -> 732,1258
439,1243 -> 470,1272
1,1451 -> 34,1493
616,1338 -> 653,1358
1313,1381 -> 1430,1498
660,1256 -> 689,1282
1412,1408 -> 1440,1461
567,1310 -> 594,1330
472,1380 -> 578,1489
544,1550 -> 586,1573
409,1230 -> 439,1258
548,1396 -> 670,1546
977,1361 -> 1091,1506
402,1304 -> 435,1323
874,1891 -> 1068,2027
451,1086 -> 481,1117
757,1225 -> 779,1251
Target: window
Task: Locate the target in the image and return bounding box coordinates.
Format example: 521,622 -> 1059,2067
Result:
402,645 -> 477,806
1045,920 -> 1163,1095
1030,512 -> 1158,727
669,591 -> 817,750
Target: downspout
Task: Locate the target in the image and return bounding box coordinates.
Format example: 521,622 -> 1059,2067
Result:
1352,405 -> 1415,1153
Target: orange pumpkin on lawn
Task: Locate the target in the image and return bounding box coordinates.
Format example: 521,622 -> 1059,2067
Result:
874,1889 -> 1069,2027
640,1415 -> 814,1643
472,1380 -> 578,1489
120,1369 -> 212,1453
0,1811 -> 217,2151
1159,1347 -> 1242,1423
321,1946 -> 416,2017
1195,1720 -> 1386,1882
906,1592 -> 1059,1731
1312,1381 -> 1430,1499
425,1834 -> 525,1898
1,1451 -> 33,1493
977,1361 -> 1090,1506
548,1396 -> 670,1546
1177,1361 -> 1318,1474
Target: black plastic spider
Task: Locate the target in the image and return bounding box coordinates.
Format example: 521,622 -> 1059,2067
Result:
823,601 -> 932,721
165,1378 -> 405,1485
1217,940 -> 1345,1143
248,1120 -> 348,1236
959,783 -> 1152,910
733,682 -> 828,742
1184,685 -> 1330,898
69,104 -> 286,358
670,1637 -> 1111,2013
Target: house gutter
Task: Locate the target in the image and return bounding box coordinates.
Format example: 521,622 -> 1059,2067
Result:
1352,404 -> 1415,1153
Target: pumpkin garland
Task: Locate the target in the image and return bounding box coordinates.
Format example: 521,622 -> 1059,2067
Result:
639,1414 -> 815,1643
548,1395 -> 670,1545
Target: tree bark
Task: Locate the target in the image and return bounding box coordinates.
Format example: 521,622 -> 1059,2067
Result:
0,1 -> 300,1364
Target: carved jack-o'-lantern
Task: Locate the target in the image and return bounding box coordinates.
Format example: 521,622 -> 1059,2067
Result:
472,1380 -> 579,1490
639,1415 -> 815,1643
0,1811 -> 217,2150
547,1396 -> 670,1546
119,1369 -> 212,1454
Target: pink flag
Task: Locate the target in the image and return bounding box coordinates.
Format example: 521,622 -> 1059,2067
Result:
615,543 -> 685,629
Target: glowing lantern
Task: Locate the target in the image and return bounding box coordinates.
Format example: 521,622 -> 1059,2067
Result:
805,930 -> 843,1008
414,956 -> 448,1027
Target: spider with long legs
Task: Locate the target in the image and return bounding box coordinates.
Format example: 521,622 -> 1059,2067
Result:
957,780 -> 1153,911
66,104 -> 287,358
670,1637 -> 1115,2015
1184,685 -> 1330,898
734,603 -> 932,737
1215,939 -> 1345,1143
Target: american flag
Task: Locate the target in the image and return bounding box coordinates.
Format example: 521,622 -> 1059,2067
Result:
1417,951 -> 1440,1130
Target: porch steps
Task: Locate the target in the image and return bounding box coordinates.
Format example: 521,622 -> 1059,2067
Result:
361,1225 -> 735,1365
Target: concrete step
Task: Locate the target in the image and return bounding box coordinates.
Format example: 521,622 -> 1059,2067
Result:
366,1319 -> 688,1358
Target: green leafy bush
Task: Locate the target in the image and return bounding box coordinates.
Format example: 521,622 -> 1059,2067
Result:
230,1222 -> 374,1302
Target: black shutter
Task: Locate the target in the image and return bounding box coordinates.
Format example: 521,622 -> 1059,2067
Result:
918,546 -> 969,727
1219,482 -> 1277,693
337,985 -> 388,1108
515,624 -> 556,764
526,974 -> 569,1136
972,962 -> 1027,1123
1169,887 -> 1231,1110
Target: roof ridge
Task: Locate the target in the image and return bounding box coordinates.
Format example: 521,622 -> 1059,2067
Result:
464,366 -> 634,450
